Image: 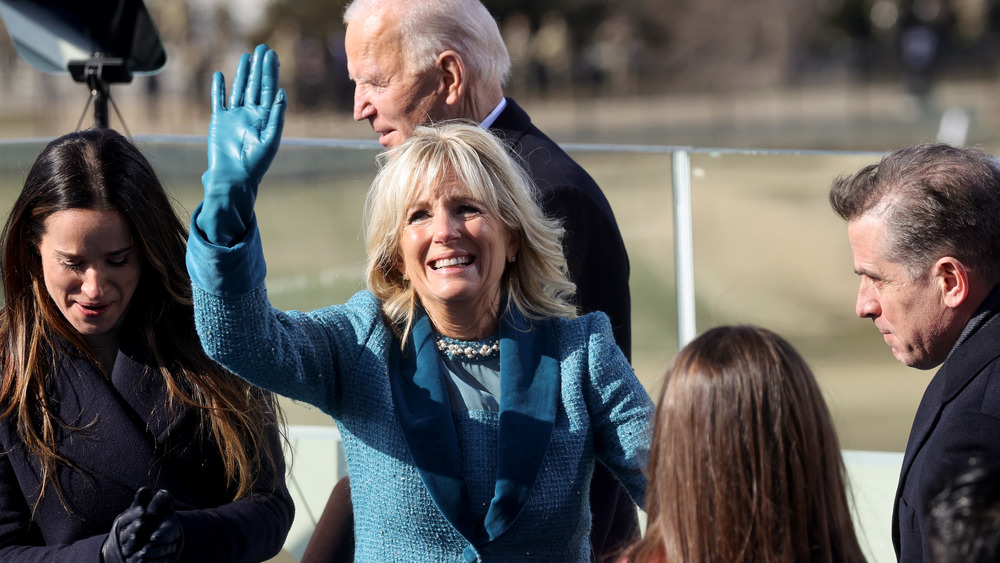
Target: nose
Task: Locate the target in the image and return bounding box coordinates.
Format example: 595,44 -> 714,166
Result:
431,212 -> 460,243
353,87 -> 374,122
80,267 -> 105,300
855,279 -> 880,319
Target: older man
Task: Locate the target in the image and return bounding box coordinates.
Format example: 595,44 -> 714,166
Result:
302,1 -> 636,560
342,0 -> 631,359
830,144 -> 1000,562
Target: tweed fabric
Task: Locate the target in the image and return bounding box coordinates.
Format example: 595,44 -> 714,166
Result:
192,286 -> 652,562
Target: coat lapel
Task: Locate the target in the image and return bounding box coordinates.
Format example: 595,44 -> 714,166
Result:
489,98 -> 530,146
388,312 -> 482,543
892,308 -> 1000,553
483,308 -> 559,541
387,306 -> 561,546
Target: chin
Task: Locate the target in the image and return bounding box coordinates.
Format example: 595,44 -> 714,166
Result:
898,352 -> 945,371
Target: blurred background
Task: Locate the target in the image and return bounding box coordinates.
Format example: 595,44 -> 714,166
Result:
7,1 -> 998,560
2,0 -> 1000,148
4,0 -> 1000,454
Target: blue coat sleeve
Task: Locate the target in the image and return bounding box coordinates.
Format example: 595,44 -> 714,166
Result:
578,313 -> 653,509
188,205 -> 385,417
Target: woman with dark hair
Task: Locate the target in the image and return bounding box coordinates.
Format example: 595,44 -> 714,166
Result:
623,325 -> 866,563
0,128 -> 293,562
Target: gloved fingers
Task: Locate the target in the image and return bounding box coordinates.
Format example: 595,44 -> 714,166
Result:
228,52 -> 252,109
137,520 -> 184,562
259,48 -> 280,111
146,525 -> 183,550
263,88 -> 287,148
136,540 -> 182,561
145,489 -> 174,518
117,516 -> 146,557
114,505 -> 145,532
210,71 -> 226,113
245,44 -> 270,107
130,486 -> 154,509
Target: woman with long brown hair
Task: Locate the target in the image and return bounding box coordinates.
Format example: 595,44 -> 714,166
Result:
624,325 -> 866,563
0,128 -> 293,561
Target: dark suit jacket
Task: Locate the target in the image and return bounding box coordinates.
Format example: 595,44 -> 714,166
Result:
490,98 -> 632,360
893,292 -> 1000,562
490,97 -> 637,557
0,338 -> 293,562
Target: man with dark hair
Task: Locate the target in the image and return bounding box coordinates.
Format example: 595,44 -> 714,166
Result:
926,455 -> 1000,563
830,143 -> 1000,562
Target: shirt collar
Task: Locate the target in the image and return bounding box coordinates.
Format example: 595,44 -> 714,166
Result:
479,98 -> 507,130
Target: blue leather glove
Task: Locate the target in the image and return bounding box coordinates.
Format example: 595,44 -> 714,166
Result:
197,43 -> 286,246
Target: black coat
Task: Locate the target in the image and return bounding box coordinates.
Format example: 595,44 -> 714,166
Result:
0,338 -> 293,562
893,290 -> 1000,562
490,98 -> 632,360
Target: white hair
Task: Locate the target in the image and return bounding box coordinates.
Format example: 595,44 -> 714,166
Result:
343,0 -> 511,87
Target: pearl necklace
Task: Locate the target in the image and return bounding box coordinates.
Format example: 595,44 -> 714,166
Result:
435,333 -> 500,360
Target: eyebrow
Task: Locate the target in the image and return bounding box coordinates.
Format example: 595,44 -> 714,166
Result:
54,245 -> 133,259
854,266 -> 882,280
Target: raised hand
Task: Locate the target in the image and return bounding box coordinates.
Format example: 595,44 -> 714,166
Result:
198,43 -> 287,246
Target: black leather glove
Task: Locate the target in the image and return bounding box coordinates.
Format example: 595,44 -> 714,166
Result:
132,489 -> 184,563
101,487 -> 184,563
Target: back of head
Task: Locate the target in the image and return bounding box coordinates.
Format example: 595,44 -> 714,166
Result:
628,325 -> 865,563
363,121 -> 574,338
829,143 -> 1000,284
343,0 -> 511,87
927,455 -> 1000,563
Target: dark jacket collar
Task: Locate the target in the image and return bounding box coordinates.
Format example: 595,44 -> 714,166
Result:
487,97 -> 531,143
893,285 -> 1000,554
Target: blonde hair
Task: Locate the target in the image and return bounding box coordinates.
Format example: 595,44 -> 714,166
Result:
364,121 -> 576,340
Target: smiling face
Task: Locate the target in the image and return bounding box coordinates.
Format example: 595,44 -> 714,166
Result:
346,14 -> 449,149
848,215 -> 960,369
396,176 -> 518,338
37,208 -> 142,336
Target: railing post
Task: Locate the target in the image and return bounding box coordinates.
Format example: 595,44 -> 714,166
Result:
672,150 -> 697,348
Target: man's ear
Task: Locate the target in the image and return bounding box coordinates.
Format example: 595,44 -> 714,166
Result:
935,256 -> 970,309
437,51 -> 465,105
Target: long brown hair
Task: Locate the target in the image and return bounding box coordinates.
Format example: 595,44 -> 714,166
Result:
0,128 -> 283,509
624,325 -> 865,563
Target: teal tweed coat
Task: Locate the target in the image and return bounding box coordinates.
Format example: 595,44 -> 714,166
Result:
187,214 -> 653,562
